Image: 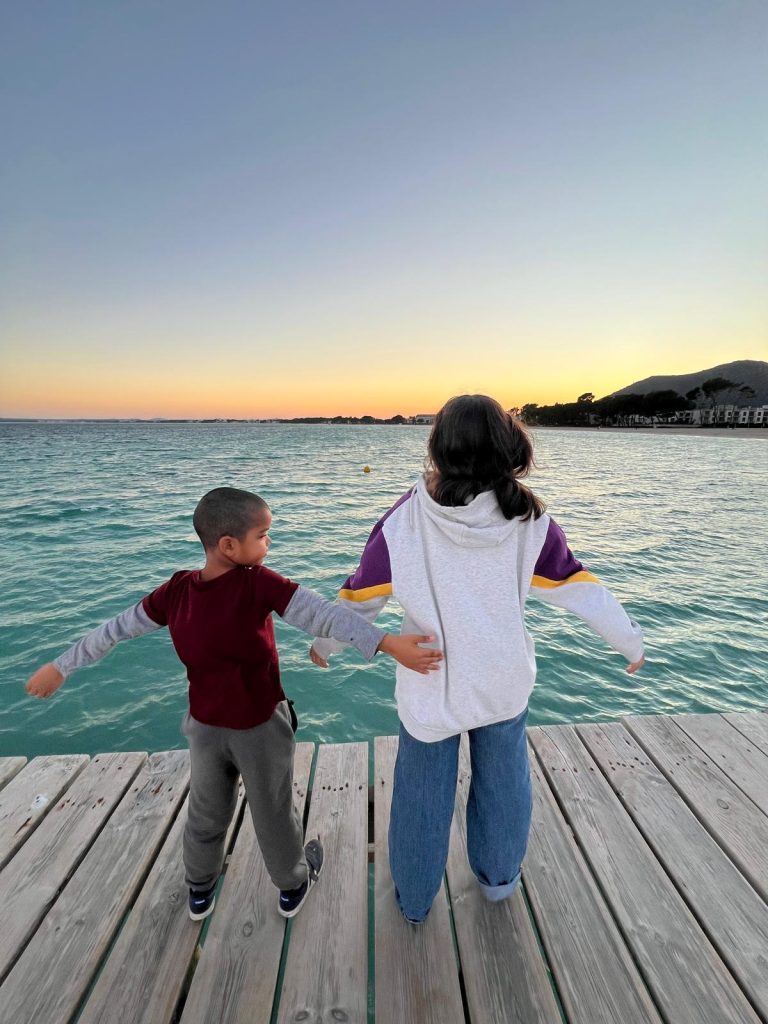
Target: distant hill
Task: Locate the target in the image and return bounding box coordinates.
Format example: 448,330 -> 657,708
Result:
610,359 -> 768,405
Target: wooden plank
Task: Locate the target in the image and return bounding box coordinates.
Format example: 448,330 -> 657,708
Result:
373,736 -> 464,1024
0,751 -> 146,984
579,721 -> 768,1019
529,725 -> 760,1024
445,737 -> 560,1024
0,750 -> 190,1024
524,740 -> 662,1024
74,795 -> 196,1024
673,714 -> 768,814
0,757 -> 26,793
723,712 -> 768,757
78,773 -> 250,1024
0,754 -> 88,869
277,743 -> 370,1024
179,743 -> 315,1024
625,714 -> 768,900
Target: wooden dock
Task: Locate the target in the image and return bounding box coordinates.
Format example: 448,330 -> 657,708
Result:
1,711 -> 767,1023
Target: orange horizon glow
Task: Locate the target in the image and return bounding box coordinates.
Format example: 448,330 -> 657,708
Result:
2,345 -> 761,420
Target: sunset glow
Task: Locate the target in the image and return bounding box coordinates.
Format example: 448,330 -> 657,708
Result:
2,3 -> 766,419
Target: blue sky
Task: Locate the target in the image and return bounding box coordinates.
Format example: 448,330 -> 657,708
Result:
2,1 -> 766,416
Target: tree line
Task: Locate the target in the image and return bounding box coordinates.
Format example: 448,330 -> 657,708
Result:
518,377 -> 756,427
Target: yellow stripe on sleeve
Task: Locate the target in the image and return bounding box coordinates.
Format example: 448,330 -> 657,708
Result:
531,570 -> 599,588
338,582 -> 393,602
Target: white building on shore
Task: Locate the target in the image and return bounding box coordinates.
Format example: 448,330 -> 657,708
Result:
677,404 -> 768,426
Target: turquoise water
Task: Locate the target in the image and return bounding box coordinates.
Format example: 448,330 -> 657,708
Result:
1,422 -> 766,759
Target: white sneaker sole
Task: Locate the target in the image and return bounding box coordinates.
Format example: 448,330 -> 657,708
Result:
278,860 -> 324,919
189,894 -> 216,921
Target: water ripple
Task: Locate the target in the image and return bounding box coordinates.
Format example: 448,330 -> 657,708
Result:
1,421 -> 766,759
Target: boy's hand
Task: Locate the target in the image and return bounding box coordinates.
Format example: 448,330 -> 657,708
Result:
378,635 -> 443,675
309,645 -> 329,669
626,656 -> 645,674
26,663 -> 65,698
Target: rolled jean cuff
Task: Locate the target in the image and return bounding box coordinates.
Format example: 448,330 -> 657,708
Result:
478,870 -> 521,902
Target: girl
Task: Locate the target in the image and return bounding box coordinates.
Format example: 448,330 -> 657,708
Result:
310,395 -> 644,924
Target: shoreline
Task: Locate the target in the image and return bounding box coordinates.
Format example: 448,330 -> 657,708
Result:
2,420 -> 766,437
533,425 -> 768,438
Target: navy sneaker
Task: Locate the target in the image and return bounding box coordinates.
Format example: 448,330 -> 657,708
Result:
188,885 -> 216,921
278,837 -> 324,918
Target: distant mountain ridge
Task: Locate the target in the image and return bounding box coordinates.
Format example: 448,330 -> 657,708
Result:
610,359 -> 768,405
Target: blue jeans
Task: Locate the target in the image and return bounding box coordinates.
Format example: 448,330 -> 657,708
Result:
388,709 -> 532,923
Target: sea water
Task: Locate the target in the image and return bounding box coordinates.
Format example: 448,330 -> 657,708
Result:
1,421 -> 766,759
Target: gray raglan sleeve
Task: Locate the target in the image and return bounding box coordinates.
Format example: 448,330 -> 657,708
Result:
280,586 -> 385,662
53,601 -> 163,678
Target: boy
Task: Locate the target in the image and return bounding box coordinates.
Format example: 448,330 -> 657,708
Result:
26,487 -> 442,921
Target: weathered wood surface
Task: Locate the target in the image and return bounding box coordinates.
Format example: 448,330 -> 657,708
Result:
447,738 -> 561,1024
277,742 -> 370,1024
2,712 -> 767,1024
0,753 -> 88,869
529,725 -> 760,1024
374,736 -> 464,1024
524,740 -> 662,1024
578,721 -> 768,1018
673,712 -> 768,814
0,750 -> 190,1024
625,714 -> 768,899
0,757 -> 26,792
79,766 -> 244,1024
0,751 -> 146,984
724,711 -> 768,756
180,743 -> 314,1024
76,794 -> 198,1024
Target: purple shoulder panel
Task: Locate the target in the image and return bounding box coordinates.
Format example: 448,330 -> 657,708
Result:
533,517 -> 584,581
341,488 -> 413,591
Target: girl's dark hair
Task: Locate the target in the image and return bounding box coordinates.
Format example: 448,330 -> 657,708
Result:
426,395 -> 544,521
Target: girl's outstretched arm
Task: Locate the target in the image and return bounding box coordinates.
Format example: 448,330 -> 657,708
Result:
529,518 -> 644,669
25,601 -> 163,698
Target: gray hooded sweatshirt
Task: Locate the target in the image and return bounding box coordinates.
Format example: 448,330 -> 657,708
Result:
312,476 -> 643,742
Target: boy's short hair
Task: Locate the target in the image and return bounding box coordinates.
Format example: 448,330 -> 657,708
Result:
193,487 -> 268,550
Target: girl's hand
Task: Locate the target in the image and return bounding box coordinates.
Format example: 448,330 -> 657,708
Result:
309,645 -> 329,669
378,635 -> 444,675
626,656 -> 645,674
26,663 -> 65,698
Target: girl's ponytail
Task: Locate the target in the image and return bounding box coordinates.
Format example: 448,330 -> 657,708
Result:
493,473 -> 543,522
493,416 -> 544,521
426,395 -> 544,521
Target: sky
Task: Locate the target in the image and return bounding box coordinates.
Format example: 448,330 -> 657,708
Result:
1,1 -> 767,418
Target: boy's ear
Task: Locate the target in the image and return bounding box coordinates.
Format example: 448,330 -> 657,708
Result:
217,535 -> 238,556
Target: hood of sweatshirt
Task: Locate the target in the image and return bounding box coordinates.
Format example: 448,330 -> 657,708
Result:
412,475 -> 521,548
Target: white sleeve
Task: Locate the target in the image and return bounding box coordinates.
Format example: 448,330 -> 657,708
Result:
281,585 -> 385,661
52,601 -> 163,679
530,516 -> 644,663
530,579 -> 644,662
311,592 -> 390,661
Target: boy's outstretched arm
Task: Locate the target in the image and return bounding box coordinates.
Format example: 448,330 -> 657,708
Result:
282,586 -> 441,676
25,601 -> 163,698
309,504 -> 398,666
529,518 -> 644,672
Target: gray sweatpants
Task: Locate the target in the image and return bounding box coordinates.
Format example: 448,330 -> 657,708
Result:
181,701 -> 308,892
